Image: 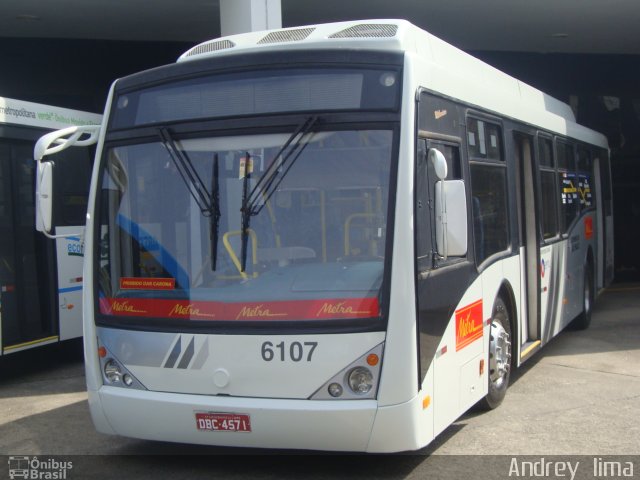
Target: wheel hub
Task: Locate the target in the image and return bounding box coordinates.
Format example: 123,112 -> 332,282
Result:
584,276 -> 591,313
489,320 -> 511,387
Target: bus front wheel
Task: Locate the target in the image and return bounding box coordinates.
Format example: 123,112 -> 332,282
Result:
480,296 -> 512,410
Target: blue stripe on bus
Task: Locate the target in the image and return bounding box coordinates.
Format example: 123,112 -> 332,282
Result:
59,286 -> 83,293
116,213 -> 189,288
67,236 -> 82,242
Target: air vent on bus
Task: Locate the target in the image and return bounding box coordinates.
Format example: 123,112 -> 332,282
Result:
329,24 -> 398,38
185,39 -> 236,57
258,27 -> 315,44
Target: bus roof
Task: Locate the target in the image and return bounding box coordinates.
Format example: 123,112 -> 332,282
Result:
0,96 -> 101,130
178,19 -> 607,149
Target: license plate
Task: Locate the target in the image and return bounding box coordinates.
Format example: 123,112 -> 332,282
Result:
195,412 -> 251,432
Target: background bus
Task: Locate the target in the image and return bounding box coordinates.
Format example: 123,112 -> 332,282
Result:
0,97 -> 100,355
36,20 -> 613,452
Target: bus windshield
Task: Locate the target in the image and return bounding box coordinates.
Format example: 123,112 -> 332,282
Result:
97,127 -> 394,326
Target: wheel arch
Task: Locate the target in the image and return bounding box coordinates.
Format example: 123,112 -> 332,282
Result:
585,246 -> 595,272
584,245 -> 596,294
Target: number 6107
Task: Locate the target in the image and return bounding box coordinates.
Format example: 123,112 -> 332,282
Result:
261,341 -> 318,362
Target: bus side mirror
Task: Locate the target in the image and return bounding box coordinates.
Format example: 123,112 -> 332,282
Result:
36,161 -> 54,234
435,179 -> 467,259
33,124 -> 100,239
34,125 -> 101,161
428,148 -> 448,180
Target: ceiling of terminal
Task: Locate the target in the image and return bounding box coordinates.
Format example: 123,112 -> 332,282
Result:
1,0 -> 639,54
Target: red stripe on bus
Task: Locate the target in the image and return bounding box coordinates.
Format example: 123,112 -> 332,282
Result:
99,296 -> 379,321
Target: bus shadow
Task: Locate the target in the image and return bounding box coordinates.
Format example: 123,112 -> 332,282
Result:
0,400 -> 429,478
0,339 -> 86,398
107,440 -> 437,479
537,288 -> 640,358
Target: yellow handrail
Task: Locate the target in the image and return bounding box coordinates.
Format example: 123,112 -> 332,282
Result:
222,229 -> 258,279
344,213 -> 377,256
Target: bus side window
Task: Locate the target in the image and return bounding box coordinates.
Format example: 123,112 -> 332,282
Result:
468,118 -> 509,265
577,146 -> 593,209
429,143 -> 462,180
52,147 -> 93,226
538,136 -> 559,240
556,140 -> 579,233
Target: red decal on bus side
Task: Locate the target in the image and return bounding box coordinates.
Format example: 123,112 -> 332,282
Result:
455,299 -> 483,351
120,277 -> 176,290
584,216 -> 593,240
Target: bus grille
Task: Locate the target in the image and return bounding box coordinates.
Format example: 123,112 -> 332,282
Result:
329,24 -> 398,38
258,27 -> 315,44
185,39 -> 236,57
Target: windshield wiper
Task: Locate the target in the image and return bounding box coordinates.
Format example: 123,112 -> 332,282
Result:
158,127 -> 214,215
210,154 -> 221,271
240,152 -> 252,273
239,116 -> 318,272
244,116 -> 318,216
158,128 -> 221,272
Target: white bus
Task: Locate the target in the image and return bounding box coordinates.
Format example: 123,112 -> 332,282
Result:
35,20 -> 614,452
0,97 -> 100,355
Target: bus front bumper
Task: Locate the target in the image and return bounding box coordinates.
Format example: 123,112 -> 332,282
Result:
90,387 -> 380,452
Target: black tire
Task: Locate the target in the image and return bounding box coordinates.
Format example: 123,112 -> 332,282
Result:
572,264 -> 594,330
479,296 -> 512,410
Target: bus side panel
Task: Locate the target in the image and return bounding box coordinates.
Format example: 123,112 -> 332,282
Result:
600,152 -> 615,287
494,254 -> 524,363
55,227 -> 84,341
543,240 -> 567,341
428,255 -> 522,439
431,275 -> 484,437
594,156 -> 605,290
539,244 -> 553,338
560,212 -> 595,328
367,392 -> 428,452
605,214 -> 614,285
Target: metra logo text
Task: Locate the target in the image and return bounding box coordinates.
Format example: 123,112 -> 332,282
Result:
111,301 -> 146,314
169,304 -> 216,318
455,300 -> 484,351
235,305 -> 287,320
458,312 -> 482,338
316,302 -> 369,317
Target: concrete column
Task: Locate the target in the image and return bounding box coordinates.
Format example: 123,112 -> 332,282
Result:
220,0 -> 282,36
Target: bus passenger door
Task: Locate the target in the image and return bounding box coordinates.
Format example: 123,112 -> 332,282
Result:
514,133 -> 543,359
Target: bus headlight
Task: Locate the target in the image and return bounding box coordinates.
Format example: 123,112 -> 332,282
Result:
97,339 -> 147,390
347,367 -> 373,395
104,359 -> 122,383
309,342 -> 383,400
328,382 -> 343,397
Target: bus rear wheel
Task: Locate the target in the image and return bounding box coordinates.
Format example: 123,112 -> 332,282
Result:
480,296 -> 512,410
572,264 -> 594,330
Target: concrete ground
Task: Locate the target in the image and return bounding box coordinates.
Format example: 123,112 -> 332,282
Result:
1,284 -> 638,478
